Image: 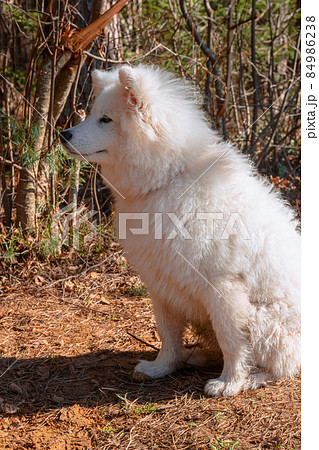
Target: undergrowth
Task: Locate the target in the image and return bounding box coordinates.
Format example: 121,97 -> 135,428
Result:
0,215 -> 115,265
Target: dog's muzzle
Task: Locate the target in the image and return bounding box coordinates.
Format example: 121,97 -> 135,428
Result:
60,129 -> 73,142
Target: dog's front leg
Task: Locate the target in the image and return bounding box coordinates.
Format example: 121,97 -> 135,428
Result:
204,281 -> 252,397
133,300 -> 184,380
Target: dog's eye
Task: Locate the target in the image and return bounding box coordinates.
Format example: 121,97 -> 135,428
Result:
99,116 -> 112,123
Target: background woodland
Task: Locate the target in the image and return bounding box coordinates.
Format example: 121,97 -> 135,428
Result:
0,0 -> 301,261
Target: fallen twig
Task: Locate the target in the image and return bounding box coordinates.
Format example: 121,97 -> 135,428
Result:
126,331 -> 159,351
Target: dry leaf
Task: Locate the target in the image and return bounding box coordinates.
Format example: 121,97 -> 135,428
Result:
90,272 -> 100,279
64,280 -> 74,290
52,394 -> 65,403
9,382 -> 23,394
0,398 -> 19,414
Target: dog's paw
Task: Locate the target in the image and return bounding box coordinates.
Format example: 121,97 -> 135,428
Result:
243,371 -> 273,391
204,377 -> 244,397
132,370 -> 152,382
133,360 -> 173,380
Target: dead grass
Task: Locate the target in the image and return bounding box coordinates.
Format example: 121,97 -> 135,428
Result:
0,247 -> 300,449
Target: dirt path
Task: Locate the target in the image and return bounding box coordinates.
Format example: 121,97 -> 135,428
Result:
0,253 -> 300,449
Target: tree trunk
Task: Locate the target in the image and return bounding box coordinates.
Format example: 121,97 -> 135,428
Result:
15,0 -> 128,230
16,59 -> 52,230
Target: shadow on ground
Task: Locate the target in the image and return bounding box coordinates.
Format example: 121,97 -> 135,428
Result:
0,350 -> 222,415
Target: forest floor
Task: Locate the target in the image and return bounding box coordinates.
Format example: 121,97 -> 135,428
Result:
0,236 -> 301,450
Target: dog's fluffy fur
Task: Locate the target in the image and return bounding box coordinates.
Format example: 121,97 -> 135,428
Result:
61,65 -> 300,396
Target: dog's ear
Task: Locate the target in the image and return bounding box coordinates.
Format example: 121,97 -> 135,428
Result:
91,70 -> 107,97
118,66 -> 141,110
118,66 -> 160,138
91,69 -> 118,97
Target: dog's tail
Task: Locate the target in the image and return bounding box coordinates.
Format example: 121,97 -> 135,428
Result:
250,300 -> 300,379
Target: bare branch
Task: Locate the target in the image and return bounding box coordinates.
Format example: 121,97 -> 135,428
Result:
179,0 -> 226,137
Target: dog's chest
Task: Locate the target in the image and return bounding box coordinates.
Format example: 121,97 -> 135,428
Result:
114,195 -> 209,303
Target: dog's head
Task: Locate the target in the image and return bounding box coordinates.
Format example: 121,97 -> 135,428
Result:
61,66 -> 169,161
61,65 -> 211,196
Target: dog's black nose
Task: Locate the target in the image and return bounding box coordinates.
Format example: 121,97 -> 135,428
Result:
60,130 -> 73,141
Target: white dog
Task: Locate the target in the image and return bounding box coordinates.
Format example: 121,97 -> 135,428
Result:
61,65 -> 300,397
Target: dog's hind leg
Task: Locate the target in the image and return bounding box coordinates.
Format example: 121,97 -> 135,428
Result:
203,280 -> 252,397
242,369 -> 273,390
250,301 -> 301,381
133,300 -> 185,380
182,346 -> 223,369
182,323 -> 223,369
